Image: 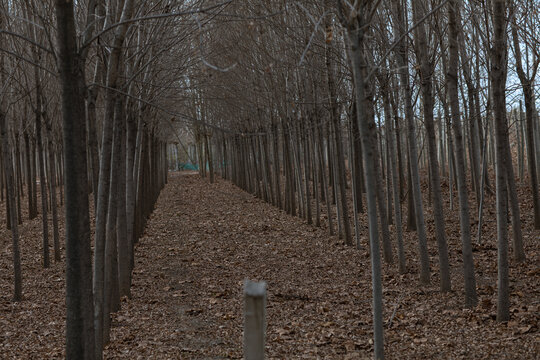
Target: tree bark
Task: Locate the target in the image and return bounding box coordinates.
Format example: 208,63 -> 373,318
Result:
448,0 -> 478,308
326,37 -> 352,245
392,0 -> 430,284
45,113 -> 61,262
93,1 -> 134,354
511,18 -> 540,230
35,71 -> 50,269
340,4 -> 384,355
491,0 -> 510,322
0,93 -> 23,302
55,0 -> 96,357
24,132 -> 36,219
381,74 -> 406,273
412,0 -> 451,292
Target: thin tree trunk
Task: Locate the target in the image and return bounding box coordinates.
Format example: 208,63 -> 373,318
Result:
504,142 -> 525,261
310,119 -> 321,227
117,113 -> 130,298
448,0 -> 478,308
511,21 -> 540,229
15,134 -> 23,224
392,0 -> 429,284
477,120 -> 490,244
24,132 -> 36,219
491,0 -> 510,321
35,75 -> 50,269
204,129 -> 214,184
350,101 -> 364,214
382,78 -> 406,273
104,98 -> 124,344
326,41 -> 352,245
126,111 -> 137,275
303,123 -> 312,225
87,85 -> 101,209
45,113 -> 61,262
346,25 -> 384,360
411,0 -> 451,291
0,98 -> 22,302
32,138 -> 38,217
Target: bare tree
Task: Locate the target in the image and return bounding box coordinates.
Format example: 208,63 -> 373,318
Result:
54,0 -> 96,357
490,0 -> 510,322
448,0 -> 478,308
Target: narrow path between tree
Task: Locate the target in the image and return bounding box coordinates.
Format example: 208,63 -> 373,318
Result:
104,172 -> 538,359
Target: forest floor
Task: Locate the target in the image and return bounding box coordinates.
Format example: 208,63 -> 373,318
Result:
0,172 -> 539,359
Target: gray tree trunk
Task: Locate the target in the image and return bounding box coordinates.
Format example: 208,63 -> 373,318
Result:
326,42 -> 352,245
126,111 -> 137,275
392,0 -> 430,284
511,20 -> 540,229
339,3 -> 384,354
381,78 -> 406,273
0,92 -> 22,302
24,132 -> 36,219
504,143 -> 525,261
117,113 -> 130,298
34,71 -> 50,269
448,0 -> 478,308
104,98 -> 124,344
491,0 -> 510,322
412,0 -> 451,292
45,113 -> 61,262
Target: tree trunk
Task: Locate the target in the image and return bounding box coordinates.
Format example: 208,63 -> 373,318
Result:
24,132 -> 36,219
45,113 -> 61,262
504,143 -> 525,261
117,112 -> 130,298
491,0 -> 510,322
55,0 -> 96,357
303,123 -> 313,225
381,77 -> 406,273
392,0 -> 430,284
35,74 -> 50,269
350,101 -> 364,214
15,134 -> 23,225
104,98 -> 124,344
511,20 -> 540,229
326,40 -> 352,245
448,0 -> 477,308
126,111 -> 137,275
0,98 -> 22,302
87,85 -> 101,209
342,13 -> 384,356
412,0 -> 451,292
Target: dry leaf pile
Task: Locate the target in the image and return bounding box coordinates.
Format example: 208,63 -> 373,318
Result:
1,172 -> 538,359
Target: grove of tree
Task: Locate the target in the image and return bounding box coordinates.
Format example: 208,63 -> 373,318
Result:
0,0 -> 538,359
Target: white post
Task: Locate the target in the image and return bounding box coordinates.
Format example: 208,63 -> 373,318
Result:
243,280 -> 266,360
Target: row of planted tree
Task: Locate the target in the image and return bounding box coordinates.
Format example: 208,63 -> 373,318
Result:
1,0 -> 177,359
0,70 -> 168,350
183,1 -> 539,359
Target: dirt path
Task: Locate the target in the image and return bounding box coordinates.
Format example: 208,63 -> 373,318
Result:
104,172 -> 538,359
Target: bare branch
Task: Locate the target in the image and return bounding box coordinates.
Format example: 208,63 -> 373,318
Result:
0,29 -> 53,54
80,1 -> 233,52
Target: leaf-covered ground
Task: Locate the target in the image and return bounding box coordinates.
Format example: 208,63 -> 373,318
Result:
1,172 -> 539,359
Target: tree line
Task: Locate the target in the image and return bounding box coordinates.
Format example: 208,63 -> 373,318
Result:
182,1 -> 539,359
